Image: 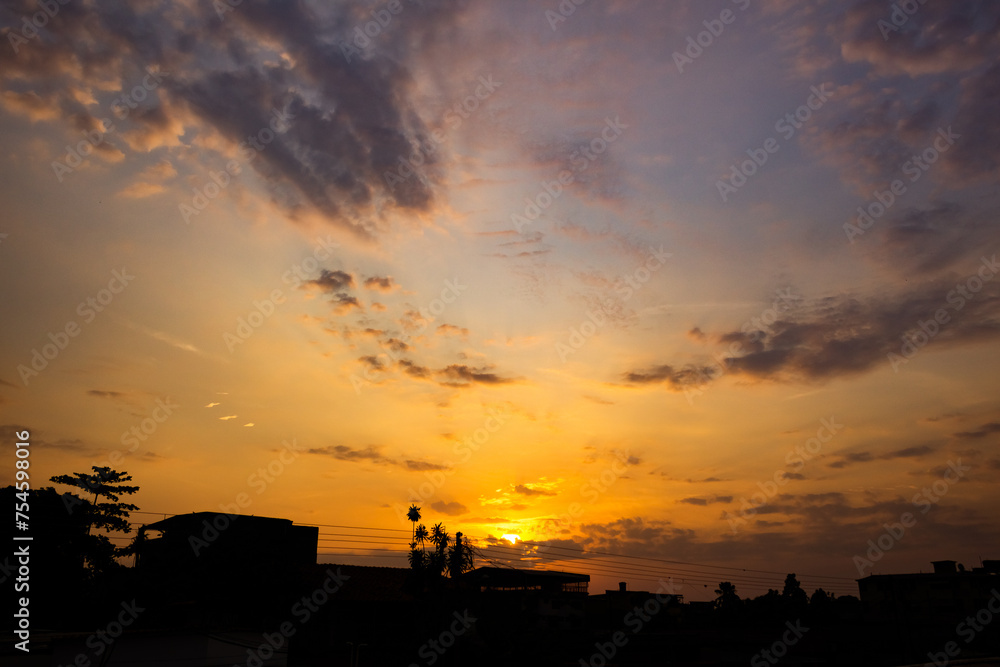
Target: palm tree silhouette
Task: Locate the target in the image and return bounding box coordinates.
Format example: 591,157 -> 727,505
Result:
714,581 -> 741,613
407,504 -> 421,542
409,522 -> 429,571
429,523 -> 450,576
414,523 -> 428,549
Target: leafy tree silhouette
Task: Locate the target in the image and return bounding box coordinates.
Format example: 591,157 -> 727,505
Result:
1,485 -> 93,627
409,522 -> 430,572
406,513 -> 475,589
782,572 -> 809,613
808,587 -> 836,622
50,466 -> 139,574
407,503 -> 421,541
810,587 -> 834,605
714,581 -> 742,614
428,522 -> 450,577
448,531 -> 475,578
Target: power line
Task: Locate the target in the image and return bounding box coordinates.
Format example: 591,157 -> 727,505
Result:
121,510 -> 859,588
109,531 -> 857,594
318,552 -> 408,559
478,541 -> 760,579
302,522 -> 409,533
514,539 -> 857,582
317,545 -> 408,553
110,533 -> 855,594
305,535 -> 856,594
472,543 -> 857,595
310,531 -> 857,588
318,532 -> 410,540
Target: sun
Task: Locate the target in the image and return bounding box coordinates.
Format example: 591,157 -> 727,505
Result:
501,534 -> 520,544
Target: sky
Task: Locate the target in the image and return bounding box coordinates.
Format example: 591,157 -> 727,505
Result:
1,0 -> 999,600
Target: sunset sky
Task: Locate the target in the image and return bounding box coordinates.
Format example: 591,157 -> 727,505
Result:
2,0 -> 999,600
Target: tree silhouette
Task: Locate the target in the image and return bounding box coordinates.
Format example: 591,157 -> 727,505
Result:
409,522 -> 430,571
428,522 -> 450,576
808,587 -> 836,621
407,503 -> 421,541
810,587 -> 834,605
122,525 -> 148,567
404,510 -> 474,586
414,523 -> 429,549
782,572 -> 809,612
448,531 -> 475,578
408,541 -> 426,572
49,466 -> 139,573
714,581 -> 742,613
1,485 -> 93,626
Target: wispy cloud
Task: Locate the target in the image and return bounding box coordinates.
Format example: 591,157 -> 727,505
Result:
122,320 -> 205,355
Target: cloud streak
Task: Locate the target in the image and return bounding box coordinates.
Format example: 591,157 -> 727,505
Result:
624,276 -> 1000,390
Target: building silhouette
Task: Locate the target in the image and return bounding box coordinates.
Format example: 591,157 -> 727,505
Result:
857,559 -> 1000,664
135,512 -> 318,628
858,559 -> 1000,624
